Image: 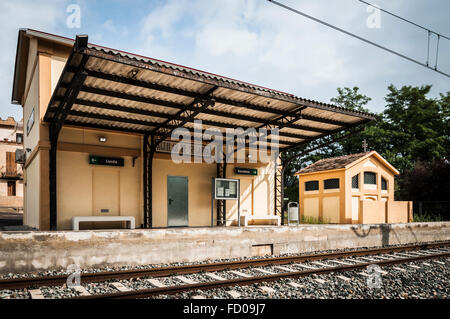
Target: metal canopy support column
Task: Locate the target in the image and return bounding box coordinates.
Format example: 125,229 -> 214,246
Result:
274,152 -> 285,225
216,162 -> 227,226
48,35 -> 88,230
143,134 -> 155,229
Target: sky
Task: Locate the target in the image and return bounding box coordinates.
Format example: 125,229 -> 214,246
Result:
0,0 -> 449,121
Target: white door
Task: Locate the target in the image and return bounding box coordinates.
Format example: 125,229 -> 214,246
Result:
352,197 -> 359,221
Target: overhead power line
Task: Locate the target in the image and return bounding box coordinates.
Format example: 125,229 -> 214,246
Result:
266,0 -> 449,77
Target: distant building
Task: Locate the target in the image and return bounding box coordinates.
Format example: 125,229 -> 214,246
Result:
296,151 -> 412,224
0,117 -> 24,209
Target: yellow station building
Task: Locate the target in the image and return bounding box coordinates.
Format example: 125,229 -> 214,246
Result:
11,29 -> 374,230
296,151 -> 412,224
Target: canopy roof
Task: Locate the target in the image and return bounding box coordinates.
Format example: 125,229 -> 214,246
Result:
31,31 -> 375,150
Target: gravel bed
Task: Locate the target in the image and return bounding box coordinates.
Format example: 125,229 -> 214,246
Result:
39,285 -> 81,299
2,242 -> 442,280
159,257 -> 449,299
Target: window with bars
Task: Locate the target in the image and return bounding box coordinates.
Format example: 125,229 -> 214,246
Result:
364,172 -> 377,185
381,177 -> 388,190
305,180 -> 319,191
324,178 -> 340,190
352,174 -> 359,189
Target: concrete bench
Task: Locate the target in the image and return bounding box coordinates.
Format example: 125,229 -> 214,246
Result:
72,216 -> 135,231
239,215 -> 281,227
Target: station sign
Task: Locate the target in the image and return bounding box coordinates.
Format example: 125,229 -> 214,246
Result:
213,178 -> 239,200
234,167 -> 258,176
89,155 -> 124,167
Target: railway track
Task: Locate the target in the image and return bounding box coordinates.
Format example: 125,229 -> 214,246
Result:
1,241 -> 449,299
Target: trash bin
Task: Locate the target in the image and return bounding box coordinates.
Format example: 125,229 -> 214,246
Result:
288,202 -> 299,226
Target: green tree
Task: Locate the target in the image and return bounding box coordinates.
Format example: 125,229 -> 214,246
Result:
382,85 -> 449,172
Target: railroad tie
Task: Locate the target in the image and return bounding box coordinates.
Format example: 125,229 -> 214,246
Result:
228,270 -> 252,278
259,286 -> 276,294
337,275 -> 351,282
358,272 -> 370,277
313,278 -> 326,285
349,259 -> 368,264
176,276 -> 197,285
226,290 -> 241,298
311,261 -> 332,268
111,282 -> 132,292
421,262 -> 432,266
205,273 -> 226,281
359,257 -> 382,262
28,289 -> 45,299
329,260 -> 354,266
146,278 -> 166,288
392,267 -> 407,272
433,260 -> 445,265
72,285 -> 91,296
293,263 -> 318,270
287,281 -> 303,288
191,295 -> 206,299
274,266 -> 296,272
408,265 -> 421,270
253,268 -> 275,275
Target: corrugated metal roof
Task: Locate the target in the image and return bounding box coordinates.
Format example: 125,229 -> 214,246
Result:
37,30 -> 375,150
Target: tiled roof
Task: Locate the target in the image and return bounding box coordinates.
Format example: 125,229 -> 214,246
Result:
297,152 -> 370,174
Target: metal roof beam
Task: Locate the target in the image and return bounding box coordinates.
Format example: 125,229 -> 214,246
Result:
80,69 -> 362,126
66,110 -> 296,146
58,85 -> 331,133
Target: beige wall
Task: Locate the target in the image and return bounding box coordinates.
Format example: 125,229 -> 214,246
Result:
23,153 -> 40,229
57,151 -> 141,230
361,200 -> 386,224
299,169 -> 346,223
387,201 -> 412,223
151,156 -> 276,228
152,158 -> 217,228
226,161 -> 275,220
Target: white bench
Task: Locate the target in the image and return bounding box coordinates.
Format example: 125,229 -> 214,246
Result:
239,215 -> 281,227
72,216 -> 135,231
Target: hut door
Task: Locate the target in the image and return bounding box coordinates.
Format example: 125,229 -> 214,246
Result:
167,176 -> 188,227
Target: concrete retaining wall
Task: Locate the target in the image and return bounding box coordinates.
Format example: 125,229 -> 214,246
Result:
0,222 -> 449,274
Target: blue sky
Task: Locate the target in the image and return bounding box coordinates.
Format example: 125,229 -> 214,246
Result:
1,0 -> 449,121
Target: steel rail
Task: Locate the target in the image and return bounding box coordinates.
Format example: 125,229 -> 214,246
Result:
0,241 -> 448,291
75,250 -> 450,299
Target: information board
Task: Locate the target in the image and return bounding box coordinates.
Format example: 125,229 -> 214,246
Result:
213,178 -> 239,200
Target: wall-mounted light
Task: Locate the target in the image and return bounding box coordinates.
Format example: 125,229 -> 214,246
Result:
99,137 -> 107,143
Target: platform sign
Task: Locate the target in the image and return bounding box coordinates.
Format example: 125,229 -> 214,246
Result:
89,155 -> 124,167
213,178 -> 239,200
234,167 -> 258,176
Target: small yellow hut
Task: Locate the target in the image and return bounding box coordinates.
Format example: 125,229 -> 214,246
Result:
295,151 -> 412,224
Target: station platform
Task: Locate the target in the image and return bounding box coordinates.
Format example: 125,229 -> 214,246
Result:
0,222 -> 449,274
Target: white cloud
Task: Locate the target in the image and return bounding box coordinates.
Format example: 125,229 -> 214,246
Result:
0,0 -> 67,120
